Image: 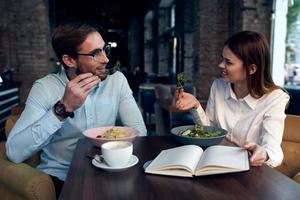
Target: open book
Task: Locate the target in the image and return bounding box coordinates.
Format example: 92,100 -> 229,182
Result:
145,145 -> 249,177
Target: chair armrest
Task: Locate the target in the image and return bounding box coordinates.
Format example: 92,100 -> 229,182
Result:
276,141 -> 300,177
0,142 -> 7,159
0,145 -> 56,200
293,171 -> 300,184
0,142 -> 40,167
5,114 -> 21,138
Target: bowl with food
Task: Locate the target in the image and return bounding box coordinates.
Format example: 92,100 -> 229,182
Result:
83,126 -> 138,147
171,124 -> 227,147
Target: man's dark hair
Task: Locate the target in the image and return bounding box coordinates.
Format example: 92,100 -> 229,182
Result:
51,22 -> 98,68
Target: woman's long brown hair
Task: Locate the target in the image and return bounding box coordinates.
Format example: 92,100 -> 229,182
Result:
224,31 -> 281,99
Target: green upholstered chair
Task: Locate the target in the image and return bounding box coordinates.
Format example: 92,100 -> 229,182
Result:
0,105 -> 56,200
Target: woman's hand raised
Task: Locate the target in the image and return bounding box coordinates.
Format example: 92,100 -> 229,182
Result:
174,88 -> 200,111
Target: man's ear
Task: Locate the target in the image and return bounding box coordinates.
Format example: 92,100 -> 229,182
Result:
249,64 -> 257,75
62,55 -> 77,68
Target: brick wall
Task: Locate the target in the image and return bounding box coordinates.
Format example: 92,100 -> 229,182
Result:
128,17 -> 143,72
0,0 -> 274,103
193,0 -> 231,100
0,0 -> 52,103
0,1 -> 8,70
144,10 -> 154,74
158,8 -> 170,76
241,0 -> 273,40
183,0 -> 196,86
142,0 -> 273,100
193,0 -> 273,101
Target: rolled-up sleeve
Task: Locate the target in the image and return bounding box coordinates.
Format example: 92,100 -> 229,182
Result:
6,82 -> 63,163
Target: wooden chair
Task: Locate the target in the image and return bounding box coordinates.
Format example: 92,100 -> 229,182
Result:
140,89 -> 156,134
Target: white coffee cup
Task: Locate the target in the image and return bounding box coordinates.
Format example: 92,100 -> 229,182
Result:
101,141 -> 133,167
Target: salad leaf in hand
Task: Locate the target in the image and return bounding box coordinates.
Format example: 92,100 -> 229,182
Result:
177,72 -> 185,88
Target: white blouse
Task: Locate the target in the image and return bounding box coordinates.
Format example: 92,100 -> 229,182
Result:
191,79 -> 290,167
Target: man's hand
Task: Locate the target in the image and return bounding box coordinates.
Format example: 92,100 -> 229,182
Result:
174,88 -> 200,111
244,142 -> 268,166
60,73 -> 100,112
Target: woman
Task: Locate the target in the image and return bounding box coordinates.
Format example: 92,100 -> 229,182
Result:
175,31 -> 289,167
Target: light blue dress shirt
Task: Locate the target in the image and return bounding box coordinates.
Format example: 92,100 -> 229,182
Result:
6,69 -> 146,181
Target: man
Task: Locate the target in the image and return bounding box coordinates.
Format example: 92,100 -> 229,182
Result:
6,22 -> 146,197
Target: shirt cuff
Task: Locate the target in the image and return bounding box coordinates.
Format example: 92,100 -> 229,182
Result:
262,145 -> 283,167
190,106 -> 207,125
190,108 -> 201,124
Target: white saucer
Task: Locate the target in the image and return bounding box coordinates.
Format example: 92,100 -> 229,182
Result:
92,155 -> 139,172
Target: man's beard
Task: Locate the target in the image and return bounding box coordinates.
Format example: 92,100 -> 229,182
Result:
97,72 -> 108,81
65,67 -> 81,80
75,67 -> 81,75
69,65 -> 108,80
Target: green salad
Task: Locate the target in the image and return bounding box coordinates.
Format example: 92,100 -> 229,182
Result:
177,72 -> 185,88
179,124 -> 222,138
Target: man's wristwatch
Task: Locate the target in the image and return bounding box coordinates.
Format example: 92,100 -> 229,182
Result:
54,101 -> 74,118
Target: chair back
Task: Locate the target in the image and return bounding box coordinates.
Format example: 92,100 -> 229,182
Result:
283,114 -> 300,143
140,90 -> 155,114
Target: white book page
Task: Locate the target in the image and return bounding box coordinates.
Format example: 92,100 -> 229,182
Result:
196,145 -> 249,171
147,169 -> 193,177
146,145 -> 203,174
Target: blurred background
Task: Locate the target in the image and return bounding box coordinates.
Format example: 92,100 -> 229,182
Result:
0,0 -> 299,137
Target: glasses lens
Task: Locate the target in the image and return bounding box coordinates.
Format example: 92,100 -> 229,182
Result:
104,45 -> 111,56
92,45 -> 111,61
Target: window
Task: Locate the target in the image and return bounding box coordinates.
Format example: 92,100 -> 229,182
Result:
285,0 -> 300,86
272,0 -> 300,87
170,4 -> 176,28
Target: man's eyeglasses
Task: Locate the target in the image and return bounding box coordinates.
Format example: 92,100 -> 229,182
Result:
76,44 -> 111,61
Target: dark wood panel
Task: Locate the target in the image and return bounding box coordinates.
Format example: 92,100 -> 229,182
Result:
0,110 -> 12,122
0,82 -> 21,141
0,127 -> 5,141
0,99 -> 19,115
0,90 -> 20,100
0,82 -> 21,91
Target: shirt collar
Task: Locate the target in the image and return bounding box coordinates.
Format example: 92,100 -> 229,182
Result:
225,82 -> 259,110
225,82 -> 235,100
243,94 -> 259,110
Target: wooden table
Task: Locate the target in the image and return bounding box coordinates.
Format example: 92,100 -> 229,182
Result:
60,137 -> 300,200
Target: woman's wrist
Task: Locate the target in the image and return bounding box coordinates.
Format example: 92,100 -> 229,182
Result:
193,100 -> 200,109
264,149 -> 269,162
